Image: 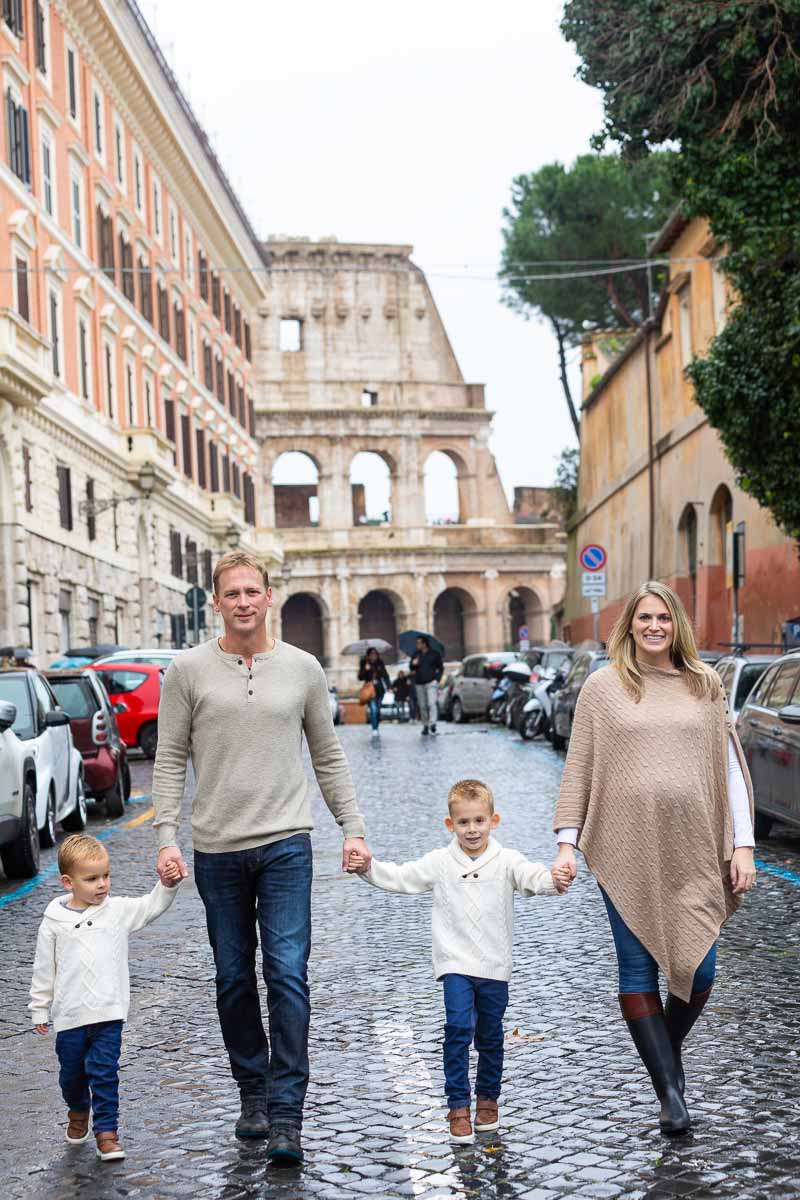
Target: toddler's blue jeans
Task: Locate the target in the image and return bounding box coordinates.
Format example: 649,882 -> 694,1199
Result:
55,1019 -> 123,1133
600,888 -> 717,994
442,973 -> 508,1109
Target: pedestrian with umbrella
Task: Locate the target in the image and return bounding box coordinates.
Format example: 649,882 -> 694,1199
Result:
402,631 -> 445,736
356,646 -> 392,738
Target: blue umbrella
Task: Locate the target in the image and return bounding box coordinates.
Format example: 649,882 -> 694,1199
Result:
398,630 -> 445,658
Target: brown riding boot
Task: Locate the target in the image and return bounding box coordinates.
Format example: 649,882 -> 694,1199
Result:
474,1096 -> 500,1132
448,1106 -> 474,1144
664,985 -> 713,1094
65,1110 -> 90,1144
95,1131 -> 126,1161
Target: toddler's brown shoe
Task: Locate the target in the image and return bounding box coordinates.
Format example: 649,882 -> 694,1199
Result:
95,1131 -> 126,1161
65,1110 -> 90,1144
474,1096 -> 500,1132
448,1106 -> 474,1144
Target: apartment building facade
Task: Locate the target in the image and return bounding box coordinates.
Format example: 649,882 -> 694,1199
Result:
1,0 -> 277,662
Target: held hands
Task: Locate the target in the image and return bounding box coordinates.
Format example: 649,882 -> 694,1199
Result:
345,846 -> 371,874
730,847 -> 757,895
156,845 -> 189,887
160,859 -> 183,887
551,864 -> 574,895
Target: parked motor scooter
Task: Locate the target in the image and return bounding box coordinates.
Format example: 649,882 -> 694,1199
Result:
497,661 -> 534,729
519,668 -> 566,741
487,675 -> 513,723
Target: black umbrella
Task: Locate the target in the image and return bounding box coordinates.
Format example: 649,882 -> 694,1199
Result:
66,644 -> 129,659
398,630 -> 445,658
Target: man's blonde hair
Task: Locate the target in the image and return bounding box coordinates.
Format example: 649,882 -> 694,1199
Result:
448,779 -> 494,815
212,551 -> 270,595
58,834 -> 108,876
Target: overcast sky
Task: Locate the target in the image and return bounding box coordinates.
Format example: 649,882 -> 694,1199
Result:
143,0 -> 603,503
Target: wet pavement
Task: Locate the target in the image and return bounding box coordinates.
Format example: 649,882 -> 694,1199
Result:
2,724 -> 800,1199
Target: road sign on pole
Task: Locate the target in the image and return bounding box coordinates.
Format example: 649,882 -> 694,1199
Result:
185,586 -> 207,645
581,571 -> 606,597
579,544 -> 607,572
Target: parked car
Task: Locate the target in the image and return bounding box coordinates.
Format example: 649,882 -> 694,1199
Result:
94,648 -> 180,669
526,645 -> 575,683
447,652 -> 521,723
0,699 -> 41,878
45,669 -> 131,817
736,650 -> 800,837
713,654 -> 778,722
0,669 -> 86,871
90,663 -> 164,759
550,651 -> 609,750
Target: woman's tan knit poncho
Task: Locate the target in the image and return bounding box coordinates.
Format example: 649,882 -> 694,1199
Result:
554,663 -> 754,1001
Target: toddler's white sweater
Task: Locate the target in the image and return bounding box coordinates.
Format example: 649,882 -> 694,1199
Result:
29,881 -> 178,1032
363,837 -> 558,982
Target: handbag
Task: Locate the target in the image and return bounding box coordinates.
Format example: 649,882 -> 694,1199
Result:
358,681 -> 376,705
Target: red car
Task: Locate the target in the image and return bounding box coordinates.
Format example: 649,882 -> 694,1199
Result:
90,662 -> 164,759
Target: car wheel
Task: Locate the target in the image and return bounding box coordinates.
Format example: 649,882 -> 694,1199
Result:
122,759 -> 132,801
62,770 -> 88,832
1,778 -> 40,878
452,698 -> 466,724
138,722 -> 158,760
104,769 -> 126,819
39,786 -> 57,848
753,810 -> 773,839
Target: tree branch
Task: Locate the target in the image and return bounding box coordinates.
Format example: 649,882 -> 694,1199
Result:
550,317 -> 581,441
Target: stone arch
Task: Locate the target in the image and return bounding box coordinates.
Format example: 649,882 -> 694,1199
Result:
357,588 -> 403,661
424,450 -> 461,524
433,586 -> 478,660
505,585 -> 545,647
281,590 -> 328,664
677,503 -> 699,623
349,450 -> 394,526
272,451 -> 321,528
708,484 -> 733,567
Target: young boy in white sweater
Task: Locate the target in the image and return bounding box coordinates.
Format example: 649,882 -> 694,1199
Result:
348,779 -> 572,1143
29,834 -> 182,1161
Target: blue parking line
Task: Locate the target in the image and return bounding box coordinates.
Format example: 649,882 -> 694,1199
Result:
754,858 -> 800,887
127,793 -> 152,804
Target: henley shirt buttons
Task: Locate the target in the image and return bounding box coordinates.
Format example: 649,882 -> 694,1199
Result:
249,690 -> 253,696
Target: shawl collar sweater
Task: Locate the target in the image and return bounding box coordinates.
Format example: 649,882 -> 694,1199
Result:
362,836 -> 558,982
554,663 -> 754,1001
29,881 -> 178,1032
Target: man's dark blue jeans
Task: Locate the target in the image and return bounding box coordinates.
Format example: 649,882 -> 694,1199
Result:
442,973 -> 509,1109
194,833 -> 313,1128
55,1019 -> 123,1133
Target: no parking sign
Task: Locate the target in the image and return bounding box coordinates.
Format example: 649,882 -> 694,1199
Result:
579,544 -> 607,572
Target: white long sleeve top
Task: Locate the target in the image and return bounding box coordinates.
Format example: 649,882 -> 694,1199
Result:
362,836 -> 558,983
29,881 -> 179,1032
557,734 -> 755,849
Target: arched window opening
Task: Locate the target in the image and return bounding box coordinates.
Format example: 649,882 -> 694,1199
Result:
281,593 -> 324,663
424,451 -> 460,525
506,586 -> 544,648
358,591 -> 398,661
709,485 -> 733,571
350,452 -> 391,526
272,452 -> 319,528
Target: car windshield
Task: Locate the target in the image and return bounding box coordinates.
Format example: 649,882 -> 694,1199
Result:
49,680 -> 96,718
95,669 -> 148,694
0,676 -> 35,739
735,664 -> 770,711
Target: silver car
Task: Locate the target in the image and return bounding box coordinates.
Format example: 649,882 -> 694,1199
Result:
448,652 -> 521,723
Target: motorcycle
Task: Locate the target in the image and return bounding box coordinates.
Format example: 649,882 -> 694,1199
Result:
495,661 -> 533,728
487,675 -> 513,723
519,668 -> 566,741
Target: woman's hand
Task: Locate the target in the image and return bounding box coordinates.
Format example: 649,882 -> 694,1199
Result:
730,847 -> 757,895
552,844 -> 578,882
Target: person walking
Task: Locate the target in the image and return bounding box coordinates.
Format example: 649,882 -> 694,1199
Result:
391,670 -> 412,720
552,581 -> 756,1137
152,550 -> 371,1165
358,647 -> 391,737
410,636 -> 444,736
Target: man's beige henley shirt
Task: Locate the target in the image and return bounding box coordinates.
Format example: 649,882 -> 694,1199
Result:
152,638 -> 365,854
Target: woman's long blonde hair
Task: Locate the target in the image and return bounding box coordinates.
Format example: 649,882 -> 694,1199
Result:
606,581 -> 717,702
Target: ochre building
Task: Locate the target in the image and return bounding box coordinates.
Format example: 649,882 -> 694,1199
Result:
564,211 -> 800,651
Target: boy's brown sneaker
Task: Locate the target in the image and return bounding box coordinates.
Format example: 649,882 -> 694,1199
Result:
95,1131 -> 126,1161
448,1106 -> 474,1144
65,1110 -> 90,1144
474,1097 -> 500,1132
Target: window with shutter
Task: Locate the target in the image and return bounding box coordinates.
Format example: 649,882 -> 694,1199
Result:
23,445 -> 33,513
6,90 -> 31,185
181,413 -> 192,479
203,341 -> 213,390
57,464 -> 73,531
138,256 -> 152,323
66,48 -> 77,120
227,369 -> 236,414
157,283 -> 170,342
232,463 -> 241,499
170,529 -> 183,578
3,0 -> 24,37
215,357 -> 225,404
119,236 -> 135,301
211,273 -> 221,318
224,290 -> 232,334
244,321 -> 252,361
247,397 -> 255,436
15,258 -> 29,323
234,307 -> 242,347
174,302 -> 186,360
164,396 -> 176,444
198,251 -> 208,300
237,383 -> 246,427
244,474 -> 256,526
85,478 -> 96,541
209,442 -> 219,492
35,3 -> 47,73
186,539 -> 198,585
49,291 -> 60,377
196,428 -> 207,489
78,319 -> 90,400
222,454 -> 231,494
97,207 -> 115,282
203,548 -> 213,591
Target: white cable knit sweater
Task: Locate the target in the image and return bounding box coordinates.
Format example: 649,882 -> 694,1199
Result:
362,837 -> 558,983
29,881 -> 178,1033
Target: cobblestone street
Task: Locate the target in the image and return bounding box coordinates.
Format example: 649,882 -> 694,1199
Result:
2,723 -> 800,1200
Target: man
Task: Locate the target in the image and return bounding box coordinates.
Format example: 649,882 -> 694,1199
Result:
152,551 -> 371,1165
409,635 -> 444,736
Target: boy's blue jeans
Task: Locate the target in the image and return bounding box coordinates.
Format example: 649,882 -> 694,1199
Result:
194,834 -> 312,1128
442,973 -> 509,1109
55,1019 -> 123,1133
601,888 -> 717,994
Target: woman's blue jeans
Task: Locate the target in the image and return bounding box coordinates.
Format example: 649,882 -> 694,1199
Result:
367,697 -> 382,731
601,888 -> 717,995
194,834 -> 313,1128
442,973 -> 509,1108
55,1019 -> 122,1133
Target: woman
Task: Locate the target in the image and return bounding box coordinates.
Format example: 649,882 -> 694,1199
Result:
552,581 -> 756,1136
358,647 -> 391,737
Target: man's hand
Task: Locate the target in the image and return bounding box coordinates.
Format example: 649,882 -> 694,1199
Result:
157,845 -> 189,885
35,1023 -> 48,1035
343,837 -> 372,873
730,847 -> 757,895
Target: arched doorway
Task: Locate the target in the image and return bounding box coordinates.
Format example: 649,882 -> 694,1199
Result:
506,586 -> 544,647
678,504 -> 698,623
282,593 -> 325,663
272,451 -> 320,528
358,590 -> 398,660
433,587 -> 477,660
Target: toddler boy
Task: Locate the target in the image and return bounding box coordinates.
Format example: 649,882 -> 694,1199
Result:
29,834 -> 182,1160
349,779 -> 572,1143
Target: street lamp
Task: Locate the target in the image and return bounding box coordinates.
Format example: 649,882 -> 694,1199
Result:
225,523 -> 242,549
78,460 -> 158,518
